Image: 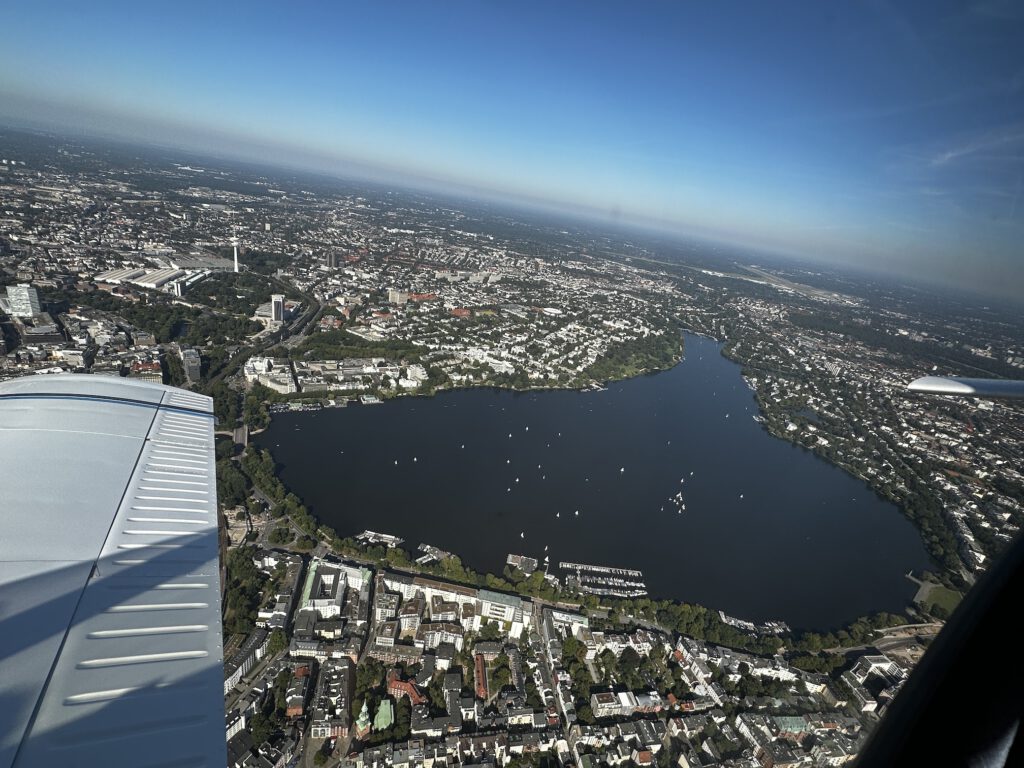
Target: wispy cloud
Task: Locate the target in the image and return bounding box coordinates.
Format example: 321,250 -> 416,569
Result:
917,184 -> 1017,199
767,75 -> 1019,132
879,123 -> 1024,226
884,122 -> 1024,178
930,126 -> 1024,166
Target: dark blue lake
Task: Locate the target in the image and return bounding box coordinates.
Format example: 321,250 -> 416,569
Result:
255,334 -> 932,630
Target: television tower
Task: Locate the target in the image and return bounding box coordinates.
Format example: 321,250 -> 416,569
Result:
231,236 -> 239,273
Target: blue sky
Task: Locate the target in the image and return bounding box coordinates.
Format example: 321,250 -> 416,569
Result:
1,1 -> 1022,296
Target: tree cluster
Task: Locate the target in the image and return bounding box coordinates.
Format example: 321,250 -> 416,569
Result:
223,546 -> 268,636
240,448 -> 318,534
581,327 -> 683,383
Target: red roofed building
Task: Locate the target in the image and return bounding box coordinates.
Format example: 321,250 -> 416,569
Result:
408,292 -> 437,302
386,669 -> 426,706
632,750 -> 654,766
450,308 -> 471,318
129,361 -> 163,383
474,654 -> 488,700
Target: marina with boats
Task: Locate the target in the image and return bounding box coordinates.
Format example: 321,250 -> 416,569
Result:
559,561 -> 648,598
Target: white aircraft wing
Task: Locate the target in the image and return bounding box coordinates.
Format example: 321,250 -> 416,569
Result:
0,375 -> 224,768
907,375 -> 1024,399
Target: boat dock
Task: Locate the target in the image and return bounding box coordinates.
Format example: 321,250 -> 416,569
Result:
718,610 -> 791,636
579,586 -> 647,598
560,561 -> 648,598
356,530 -> 404,548
416,543 -> 454,565
578,574 -> 647,590
559,561 -> 644,579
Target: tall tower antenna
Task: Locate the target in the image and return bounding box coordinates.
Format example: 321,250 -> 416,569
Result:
231,235 -> 239,273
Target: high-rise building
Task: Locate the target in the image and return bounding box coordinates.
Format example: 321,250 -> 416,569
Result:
6,283 -> 41,317
181,347 -> 202,382
324,250 -> 341,268
271,294 -> 285,324
387,288 -> 409,305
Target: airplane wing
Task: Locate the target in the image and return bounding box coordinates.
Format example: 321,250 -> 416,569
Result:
907,375 -> 1024,399
0,375 -> 224,768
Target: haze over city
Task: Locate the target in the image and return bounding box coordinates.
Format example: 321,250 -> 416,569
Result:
3,3 -> 1024,767
1,0 -> 1022,297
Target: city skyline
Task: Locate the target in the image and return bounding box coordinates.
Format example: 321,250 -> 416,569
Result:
1,1 -> 1022,297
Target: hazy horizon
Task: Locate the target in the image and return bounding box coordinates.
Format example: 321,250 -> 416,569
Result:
1,1 -> 1021,298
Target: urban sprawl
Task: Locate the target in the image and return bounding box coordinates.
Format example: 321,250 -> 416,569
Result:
1,129 -> 1023,767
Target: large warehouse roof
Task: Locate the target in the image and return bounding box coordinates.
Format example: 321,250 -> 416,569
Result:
0,375 -> 224,768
